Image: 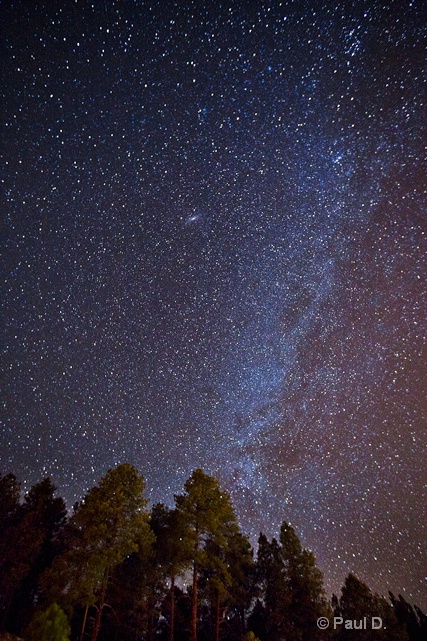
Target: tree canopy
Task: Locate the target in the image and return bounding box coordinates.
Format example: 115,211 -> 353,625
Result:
0,466 -> 424,641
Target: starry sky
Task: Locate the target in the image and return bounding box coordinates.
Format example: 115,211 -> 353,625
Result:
1,0 -> 426,604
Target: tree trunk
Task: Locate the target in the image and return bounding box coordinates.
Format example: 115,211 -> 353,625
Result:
78,604 -> 89,641
190,557 -> 198,641
91,568 -> 109,641
169,575 -> 175,641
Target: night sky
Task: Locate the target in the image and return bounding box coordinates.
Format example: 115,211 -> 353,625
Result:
1,0 -> 426,604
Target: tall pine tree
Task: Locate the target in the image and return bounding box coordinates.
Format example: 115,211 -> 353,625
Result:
0,477 -> 66,634
42,464 -> 152,641
249,522 -> 330,641
174,469 -> 239,641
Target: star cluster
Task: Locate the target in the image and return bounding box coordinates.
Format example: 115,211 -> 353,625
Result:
1,0 -> 426,602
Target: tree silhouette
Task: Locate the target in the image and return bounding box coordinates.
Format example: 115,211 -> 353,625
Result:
335,573 -> 407,640
0,477 -> 66,634
249,523 -> 330,641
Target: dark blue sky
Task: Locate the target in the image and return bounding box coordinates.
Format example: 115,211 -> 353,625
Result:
1,0 -> 426,602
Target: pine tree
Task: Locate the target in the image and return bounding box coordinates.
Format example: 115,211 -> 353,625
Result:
0,477 -> 66,633
174,469 -> 239,641
25,603 -> 71,641
42,464 -> 152,641
0,473 -> 22,629
0,473 -> 20,527
336,574 -> 407,640
249,523 -> 330,641
249,534 -> 290,641
389,592 -> 426,641
150,503 -> 192,641
220,528 -> 254,640
279,521 -> 330,641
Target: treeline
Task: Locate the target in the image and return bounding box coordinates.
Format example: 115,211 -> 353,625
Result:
0,464 -> 425,641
